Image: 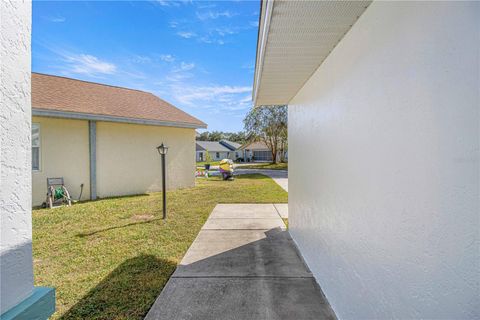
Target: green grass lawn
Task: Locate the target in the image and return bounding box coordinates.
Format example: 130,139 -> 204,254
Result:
240,162 -> 288,170
33,174 -> 287,320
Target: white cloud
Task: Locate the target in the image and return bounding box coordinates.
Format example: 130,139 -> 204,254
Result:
45,16 -> 66,23
131,55 -> 152,64
121,70 -> 147,80
180,62 -> 195,71
199,36 -> 225,45
196,10 -> 236,21
196,3 -> 216,9
249,20 -> 259,28
215,27 -> 236,36
159,54 -> 175,62
177,0 -> 193,5
171,84 -> 251,111
242,62 -> 255,73
239,95 -> 252,104
165,72 -> 194,82
177,31 -> 196,39
171,61 -> 195,74
64,54 -> 116,76
154,0 -> 180,7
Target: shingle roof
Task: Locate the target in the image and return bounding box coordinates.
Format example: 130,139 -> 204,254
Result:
240,141 -> 270,150
32,73 -> 206,128
220,140 -> 241,150
196,141 -> 232,152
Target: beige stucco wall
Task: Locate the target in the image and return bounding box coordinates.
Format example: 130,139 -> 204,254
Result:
31,118 -> 196,205
96,122 -> 195,198
32,116 -> 90,206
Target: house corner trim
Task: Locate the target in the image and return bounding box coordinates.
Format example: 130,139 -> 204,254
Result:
89,120 -> 97,200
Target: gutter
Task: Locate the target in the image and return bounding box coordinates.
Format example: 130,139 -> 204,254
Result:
252,0 -> 274,106
32,108 -> 207,129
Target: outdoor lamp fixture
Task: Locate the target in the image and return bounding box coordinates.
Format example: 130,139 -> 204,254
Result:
156,143 -> 169,219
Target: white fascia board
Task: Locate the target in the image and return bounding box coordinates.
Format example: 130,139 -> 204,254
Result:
32,108 -> 207,129
252,0 -> 275,106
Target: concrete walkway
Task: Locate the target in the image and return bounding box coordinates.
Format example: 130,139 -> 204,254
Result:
145,204 -> 334,320
274,203 -> 288,218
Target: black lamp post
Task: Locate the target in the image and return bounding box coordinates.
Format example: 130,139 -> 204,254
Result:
156,143 -> 169,219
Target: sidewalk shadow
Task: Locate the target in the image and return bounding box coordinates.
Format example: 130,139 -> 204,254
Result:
60,255 -> 176,320
145,228 -> 337,320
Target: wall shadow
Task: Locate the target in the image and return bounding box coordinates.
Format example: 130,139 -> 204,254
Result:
208,173 -> 272,180
60,255 -> 176,320
0,242 -> 34,313
145,228 -> 337,320
76,218 -> 161,238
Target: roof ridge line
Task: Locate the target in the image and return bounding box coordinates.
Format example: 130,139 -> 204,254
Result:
32,72 -> 149,94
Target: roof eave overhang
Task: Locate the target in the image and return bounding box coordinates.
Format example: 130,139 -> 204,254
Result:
32,108 -> 207,129
252,0 -> 275,106
252,0 -> 371,107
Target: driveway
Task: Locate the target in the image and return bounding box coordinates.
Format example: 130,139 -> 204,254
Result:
145,204 -> 334,320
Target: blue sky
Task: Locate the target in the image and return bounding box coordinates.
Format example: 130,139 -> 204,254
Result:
32,0 -> 260,132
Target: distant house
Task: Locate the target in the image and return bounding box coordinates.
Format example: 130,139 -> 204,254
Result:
240,141 -> 287,162
31,73 -> 206,206
196,140 -> 241,162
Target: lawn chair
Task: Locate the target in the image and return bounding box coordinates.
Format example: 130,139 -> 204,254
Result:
46,177 -> 72,209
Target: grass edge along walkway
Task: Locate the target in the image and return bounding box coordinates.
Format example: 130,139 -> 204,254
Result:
33,174 -> 287,320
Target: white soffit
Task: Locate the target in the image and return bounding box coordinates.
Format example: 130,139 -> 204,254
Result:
253,0 -> 372,106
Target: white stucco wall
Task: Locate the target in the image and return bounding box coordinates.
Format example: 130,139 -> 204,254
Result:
289,2 -> 479,319
0,0 -> 33,314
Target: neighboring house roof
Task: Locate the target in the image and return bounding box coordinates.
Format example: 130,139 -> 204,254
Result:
32,72 -> 207,129
196,141 -> 232,152
219,140 -> 241,150
241,141 -> 270,150
253,1 -> 371,105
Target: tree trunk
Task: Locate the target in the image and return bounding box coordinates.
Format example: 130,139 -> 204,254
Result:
271,136 -> 277,163
279,138 -> 286,162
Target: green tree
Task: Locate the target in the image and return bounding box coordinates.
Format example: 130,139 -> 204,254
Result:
204,149 -> 213,163
196,131 -> 247,144
208,131 -> 223,141
225,131 -> 247,144
197,132 -> 210,141
243,105 -> 287,163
